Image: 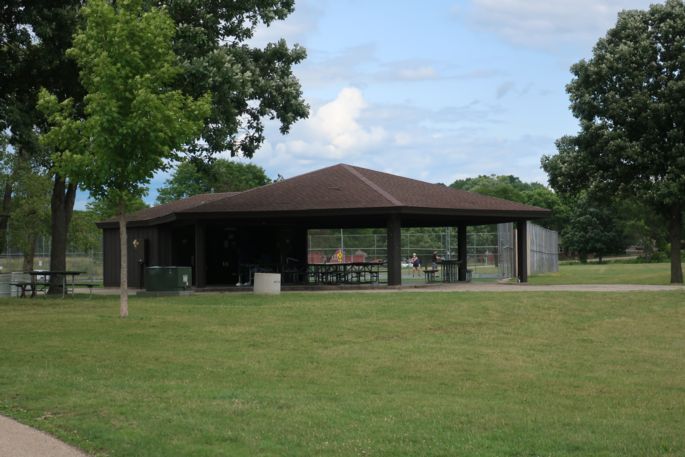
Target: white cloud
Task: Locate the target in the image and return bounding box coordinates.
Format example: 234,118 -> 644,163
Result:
247,87 -> 555,187
396,65 -> 438,80
462,0 -> 655,50
310,87 -> 386,152
264,87 -> 387,163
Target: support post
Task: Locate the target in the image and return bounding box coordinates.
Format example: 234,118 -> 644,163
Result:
386,214 -> 401,286
516,221 -> 528,283
195,223 -> 206,288
458,225 -> 467,281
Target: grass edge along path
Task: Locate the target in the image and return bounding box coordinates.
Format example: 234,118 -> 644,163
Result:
1,291 -> 683,457
529,261 -> 685,285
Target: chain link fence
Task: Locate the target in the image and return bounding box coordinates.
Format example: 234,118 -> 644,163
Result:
0,251 -> 103,283
309,224 -> 558,281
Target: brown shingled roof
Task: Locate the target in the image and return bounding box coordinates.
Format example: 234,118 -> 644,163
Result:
96,192 -> 238,227
182,163 -> 549,215
98,164 -> 550,228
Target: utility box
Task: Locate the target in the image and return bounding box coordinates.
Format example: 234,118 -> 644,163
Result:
144,266 -> 192,291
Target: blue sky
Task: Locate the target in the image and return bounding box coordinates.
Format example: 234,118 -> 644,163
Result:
125,0 -> 656,207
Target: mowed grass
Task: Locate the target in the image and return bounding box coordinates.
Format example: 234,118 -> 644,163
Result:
1,291 -> 683,457
530,262 -> 684,285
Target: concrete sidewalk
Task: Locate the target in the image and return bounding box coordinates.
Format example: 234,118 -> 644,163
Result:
0,415 -> 89,457
81,282 -> 685,296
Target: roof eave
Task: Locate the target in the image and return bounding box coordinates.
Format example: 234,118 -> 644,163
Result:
96,213 -> 178,229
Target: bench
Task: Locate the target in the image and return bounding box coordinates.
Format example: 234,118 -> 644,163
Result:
10,282 -> 47,298
423,268 -> 439,283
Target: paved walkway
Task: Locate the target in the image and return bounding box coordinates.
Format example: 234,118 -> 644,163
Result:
0,415 -> 89,457
389,283 -> 685,293
82,283 -> 685,295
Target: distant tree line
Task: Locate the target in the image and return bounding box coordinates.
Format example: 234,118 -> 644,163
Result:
451,174 -> 666,263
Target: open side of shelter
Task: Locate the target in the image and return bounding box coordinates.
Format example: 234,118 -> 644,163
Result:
97,163 -> 550,288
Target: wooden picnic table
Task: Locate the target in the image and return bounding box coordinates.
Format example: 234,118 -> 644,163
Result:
440,260 -> 461,283
24,271 -> 84,298
307,262 -> 383,285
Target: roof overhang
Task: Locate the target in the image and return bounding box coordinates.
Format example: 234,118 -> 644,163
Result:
97,205 -> 551,230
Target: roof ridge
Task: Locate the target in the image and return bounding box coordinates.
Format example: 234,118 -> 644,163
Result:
342,164 -> 403,206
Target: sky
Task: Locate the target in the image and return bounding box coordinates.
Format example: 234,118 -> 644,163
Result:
134,0 -> 657,207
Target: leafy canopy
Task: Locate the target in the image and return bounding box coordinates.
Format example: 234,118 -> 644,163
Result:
39,0 -> 211,207
541,0 -> 685,282
450,174 -> 564,232
561,193 -> 626,263
157,0 -> 309,158
156,159 -> 271,204
542,0 -> 685,208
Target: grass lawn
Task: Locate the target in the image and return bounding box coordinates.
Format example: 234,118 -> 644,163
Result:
1,291 -> 683,456
529,262 -> 684,285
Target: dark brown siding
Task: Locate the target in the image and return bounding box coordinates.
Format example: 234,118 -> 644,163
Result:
102,226 -> 160,288
158,227 -> 173,266
103,228 -> 119,287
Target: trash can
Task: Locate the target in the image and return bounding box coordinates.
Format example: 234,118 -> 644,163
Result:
253,273 -> 281,294
144,266 -> 192,291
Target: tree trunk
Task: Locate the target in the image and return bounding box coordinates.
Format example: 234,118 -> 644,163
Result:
48,175 -> 77,294
667,204 -> 683,284
0,182 -> 13,254
118,205 -> 128,318
22,232 -> 37,272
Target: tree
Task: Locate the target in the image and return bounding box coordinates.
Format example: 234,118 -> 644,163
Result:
158,0 -> 309,159
40,0 -> 211,317
8,163 -> 52,271
0,133 -> 12,254
561,193 -> 625,263
68,210 -> 101,254
156,159 -> 271,204
2,0 -> 308,293
451,175 -> 525,202
2,1 -> 85,293
86,197 -> 148,220
451,174 -> 566,232
542,0 -> 685,283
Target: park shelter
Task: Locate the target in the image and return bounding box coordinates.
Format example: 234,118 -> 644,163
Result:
97,163 -> 550,288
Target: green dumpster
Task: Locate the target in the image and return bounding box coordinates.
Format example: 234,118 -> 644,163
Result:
144,266 -> 192,291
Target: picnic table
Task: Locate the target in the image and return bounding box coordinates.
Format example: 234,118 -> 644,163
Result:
423,268 -> 439,283
10,271 -> 85,298
307,262 -> 383,285
440,260 -> 461,283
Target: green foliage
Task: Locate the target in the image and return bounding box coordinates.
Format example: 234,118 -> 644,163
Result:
541,0 -> 685,282
2,0 -> 308,162
156,159 -> 271,204
86,197 -> 148,220
155,0 -> 309,158
561,193 -> 625,262
451,174 -> 527,201
451,174 -> 566,232
39,0 -> 211,208
7,162 -> 51,256
0,0 -> 84,160
67,210 -> 101,254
